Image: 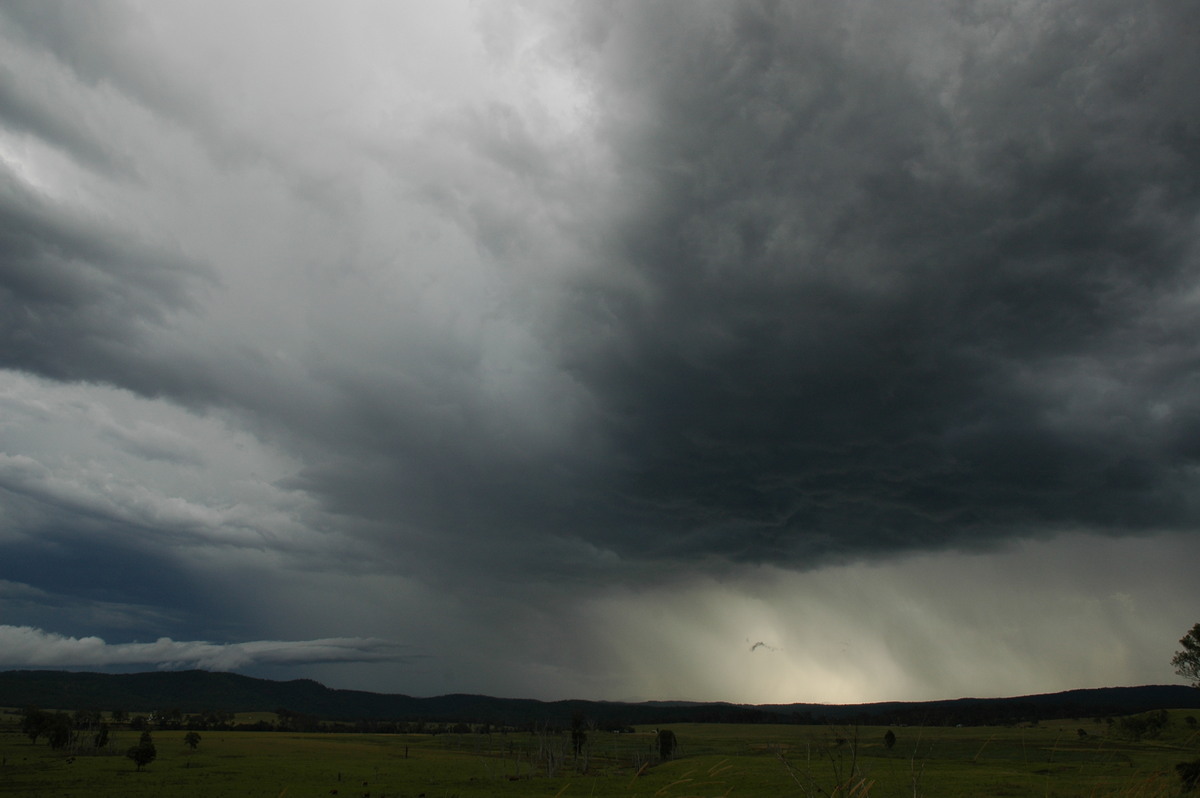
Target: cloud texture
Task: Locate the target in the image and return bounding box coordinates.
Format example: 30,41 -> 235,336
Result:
1,0 -> 1198,701
0,625 -> 406,670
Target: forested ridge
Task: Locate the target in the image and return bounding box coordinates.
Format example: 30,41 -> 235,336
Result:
2,670 -> 1197,729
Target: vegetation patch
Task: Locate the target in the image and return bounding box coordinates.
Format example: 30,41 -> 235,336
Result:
2,710 -> 1199,797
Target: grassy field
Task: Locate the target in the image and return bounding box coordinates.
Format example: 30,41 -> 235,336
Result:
2,711 -> 1198,797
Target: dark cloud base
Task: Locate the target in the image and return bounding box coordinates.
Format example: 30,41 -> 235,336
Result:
543,0 -> 1200,566
1,0 -> 1199,582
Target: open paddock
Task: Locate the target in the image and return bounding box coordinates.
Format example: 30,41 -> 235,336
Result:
1,712 -> 1197,797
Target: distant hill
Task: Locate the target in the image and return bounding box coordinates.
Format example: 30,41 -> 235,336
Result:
1,669 -> 1197,727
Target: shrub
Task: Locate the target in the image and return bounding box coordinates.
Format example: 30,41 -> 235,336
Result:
1177,759 -> 1200,793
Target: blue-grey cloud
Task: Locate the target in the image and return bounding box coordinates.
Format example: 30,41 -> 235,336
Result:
0,169 -> 213,385
0,625 -> 412,670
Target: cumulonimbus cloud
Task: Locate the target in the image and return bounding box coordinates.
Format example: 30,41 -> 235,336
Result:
0,625 -> 413,670
1,0 -> 1199,705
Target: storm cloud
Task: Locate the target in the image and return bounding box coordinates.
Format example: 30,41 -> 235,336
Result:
546,0 -> 1200,564
0,625 -> 408,670
1,0 -> 1198,701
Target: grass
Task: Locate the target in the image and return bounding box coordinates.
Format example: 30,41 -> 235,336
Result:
0,711 -> 1197,797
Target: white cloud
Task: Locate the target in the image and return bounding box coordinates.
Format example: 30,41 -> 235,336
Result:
0,371 -> 361,558
0,579 -> 50,599
0,625 -> 409,670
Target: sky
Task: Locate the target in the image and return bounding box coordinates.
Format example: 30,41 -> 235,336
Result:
1,0 -> 1199,706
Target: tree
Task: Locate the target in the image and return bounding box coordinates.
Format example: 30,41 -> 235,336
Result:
1178,758 -> 1200,793
184,731 -> 202,750
1117,709 -> 1169,741
1172,622 -> 1200,687
21,707 -> 51,744
127,730 -> 157,771
570,711 -> 588,759
657,729 -> 677,761
47,715 -> 72,750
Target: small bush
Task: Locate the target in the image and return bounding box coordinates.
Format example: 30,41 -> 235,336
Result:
1179,759 -> 1200,794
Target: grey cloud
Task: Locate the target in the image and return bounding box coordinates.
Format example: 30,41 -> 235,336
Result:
0,169 -> 214,383
3,0 -> 1199,597
0,1 -> 1198,702
96,421 -> 205,467
0,2 -> 144,94
0,447 -> 340,560
0,531 -> 219,635
0,577 -> 191,648
534,0 -> 1200,565
0,625 -> 413,670
203,0 -> 1200,581
0,62 -> 132,176
0,578 -> 50,599
0,1 -> 218,150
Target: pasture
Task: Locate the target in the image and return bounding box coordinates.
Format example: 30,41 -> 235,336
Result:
1,711 -> 1198,797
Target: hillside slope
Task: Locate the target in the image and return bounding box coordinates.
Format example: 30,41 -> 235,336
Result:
1,669 -> 1197,727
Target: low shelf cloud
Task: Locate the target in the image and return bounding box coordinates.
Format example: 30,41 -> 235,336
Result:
1,0 -> 1198,703
0,625 -> 412,671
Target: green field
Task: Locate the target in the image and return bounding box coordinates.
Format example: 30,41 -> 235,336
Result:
2,711 -> 1198,797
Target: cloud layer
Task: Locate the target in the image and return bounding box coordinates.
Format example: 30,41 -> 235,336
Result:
0,625 -> 408,670
1,0 -> 1198,701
